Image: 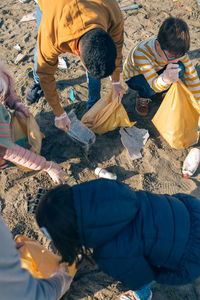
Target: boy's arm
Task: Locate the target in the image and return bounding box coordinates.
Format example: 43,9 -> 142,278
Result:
180,54 -> 200,102
36,30 -> 64,117
133,51 -> 171,93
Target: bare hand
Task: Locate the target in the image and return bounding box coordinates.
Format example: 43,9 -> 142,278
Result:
15,241 -> 24,249
112,83 -> 125,104
55,112 -> 71,132
15,102 -> 30,117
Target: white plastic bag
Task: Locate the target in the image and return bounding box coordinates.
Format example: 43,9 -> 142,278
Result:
120,125 -> 149,160
182,148 -> 200,178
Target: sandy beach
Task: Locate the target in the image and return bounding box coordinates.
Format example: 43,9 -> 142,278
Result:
1,0 -> 200,299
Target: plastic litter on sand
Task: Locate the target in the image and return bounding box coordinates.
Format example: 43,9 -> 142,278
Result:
95,167 -> 117,180
15,53 -> 27,64
20,13 -> 36,22
182,148 -> 200,178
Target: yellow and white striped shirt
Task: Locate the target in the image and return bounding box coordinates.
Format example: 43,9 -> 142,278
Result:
122,38 -> 200,101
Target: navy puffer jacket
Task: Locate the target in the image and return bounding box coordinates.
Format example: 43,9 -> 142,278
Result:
72,179 -> 199,290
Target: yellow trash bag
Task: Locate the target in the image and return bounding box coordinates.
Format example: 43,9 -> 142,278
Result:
11,111 -> 43,154
15,235 -> 77,279
11,111 -> 44,171
152,80 -> 200,149
81,92 -> 135,134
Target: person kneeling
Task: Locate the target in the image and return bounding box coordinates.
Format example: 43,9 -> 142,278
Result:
36,178 -> 200,299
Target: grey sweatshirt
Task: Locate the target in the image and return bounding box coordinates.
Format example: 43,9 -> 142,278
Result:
0,214 -> 63,300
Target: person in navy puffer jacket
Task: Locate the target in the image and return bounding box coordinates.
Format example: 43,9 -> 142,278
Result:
36,179 -> 200,300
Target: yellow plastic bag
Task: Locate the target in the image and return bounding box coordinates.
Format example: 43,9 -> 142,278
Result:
15,236 -> 77,279
152,80 -> 200,149
11,111 -> 44,154
11,111 -> 44,171
82,92 -> 135,134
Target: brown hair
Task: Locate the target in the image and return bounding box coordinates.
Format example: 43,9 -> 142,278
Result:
157,17 -> 190,56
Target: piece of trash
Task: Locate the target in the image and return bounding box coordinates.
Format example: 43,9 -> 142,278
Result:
13,44 -> 21,51
120,125 -> 149,160
120,4 -> 141,11
95,167 -> 117,180
58,56 -> 68,69
27,187 -> 48,215
18,0 -> 31,3
70,89 -> 75,103
20,13 -> 36,23
182,148 -> 200,178
66,109 -> 96,152
27,65 -> 33,71
15,53 -> 27,64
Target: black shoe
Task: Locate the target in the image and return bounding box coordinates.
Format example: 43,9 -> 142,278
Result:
26,82 -> 44,105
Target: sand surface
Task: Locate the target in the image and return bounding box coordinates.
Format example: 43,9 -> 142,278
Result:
1,0 -> 200,299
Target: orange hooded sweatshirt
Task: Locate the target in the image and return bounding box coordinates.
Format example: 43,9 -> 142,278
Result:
37,0 -> 124,116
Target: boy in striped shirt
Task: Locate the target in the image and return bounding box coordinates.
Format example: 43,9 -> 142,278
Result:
122,17 -> 200,116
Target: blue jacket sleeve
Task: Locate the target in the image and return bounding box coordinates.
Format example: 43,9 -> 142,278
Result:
95,255 -> 155,290
93,223 -> 155,290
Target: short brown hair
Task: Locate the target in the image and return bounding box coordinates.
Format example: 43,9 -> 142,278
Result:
157,17 -> 190,56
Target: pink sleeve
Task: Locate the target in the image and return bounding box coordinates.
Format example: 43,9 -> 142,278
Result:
3,144 -> 49,170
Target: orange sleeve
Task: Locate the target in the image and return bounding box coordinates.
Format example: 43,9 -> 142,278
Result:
36,30 -> 65,117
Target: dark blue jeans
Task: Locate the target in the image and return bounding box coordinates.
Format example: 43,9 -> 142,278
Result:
33,4 -> 101,108
33,4 -> 42,84
86,71 -> 101,109
126,62 -> 185,98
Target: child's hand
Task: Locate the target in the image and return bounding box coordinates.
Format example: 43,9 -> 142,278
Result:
44,161 -> 67,184
15,102 -> 30,117
51,266 -> 73,298
55,112 -> 71,132
162,63 -> 181,84
15,241 -> 24,249
112,83 -> 125,103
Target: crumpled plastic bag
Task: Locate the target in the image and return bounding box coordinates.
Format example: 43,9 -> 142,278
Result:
152,80 -> 200,149
120,125 -> 149,160
81,92 -> 135,134
15,235 -> 76,279
66,109 -> 96,152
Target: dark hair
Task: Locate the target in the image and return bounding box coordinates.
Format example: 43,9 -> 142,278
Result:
157,17 -> 190,56
79,28 -> 117,79
35,184 -> 82,265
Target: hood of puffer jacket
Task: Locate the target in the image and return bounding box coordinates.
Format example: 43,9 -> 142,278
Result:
72,179 -> 140,248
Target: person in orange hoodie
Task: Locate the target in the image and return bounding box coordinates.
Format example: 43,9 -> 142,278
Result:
26,0 -> 125,132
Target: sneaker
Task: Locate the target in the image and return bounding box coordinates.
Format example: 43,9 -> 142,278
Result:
26,82 -> 44,105
135,96 -> 151,117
